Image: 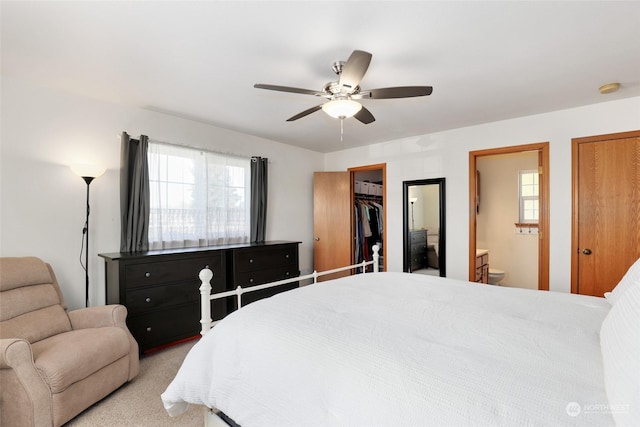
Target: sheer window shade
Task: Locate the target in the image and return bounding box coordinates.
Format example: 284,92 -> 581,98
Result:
147,142 -> 251,249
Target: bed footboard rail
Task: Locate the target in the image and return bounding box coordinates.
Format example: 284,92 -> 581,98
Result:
199,245 -> 380,335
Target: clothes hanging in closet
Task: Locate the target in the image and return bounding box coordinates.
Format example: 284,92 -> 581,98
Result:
354,197 -> 383,269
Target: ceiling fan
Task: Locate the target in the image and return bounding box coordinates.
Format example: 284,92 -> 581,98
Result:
254,50 -> 433,124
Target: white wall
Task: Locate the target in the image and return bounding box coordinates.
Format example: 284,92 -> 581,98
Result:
406,184 -> 439,232
0,77 -> 323,309
421,185 -> 440,232
2,75 -> 639,303
477,151 -> 538,289
324,96 -> 640,292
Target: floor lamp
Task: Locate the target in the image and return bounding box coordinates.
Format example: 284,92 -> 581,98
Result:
70,164 -> 106,307
410,197 -> 418,230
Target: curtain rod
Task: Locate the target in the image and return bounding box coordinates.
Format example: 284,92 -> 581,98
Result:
124,131 -> 257,161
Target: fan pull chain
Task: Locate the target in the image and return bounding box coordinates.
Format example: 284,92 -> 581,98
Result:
340,118 -> 344,142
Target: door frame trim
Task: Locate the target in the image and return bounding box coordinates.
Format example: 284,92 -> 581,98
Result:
469,142 -> 550,290
571,130 -> 640,293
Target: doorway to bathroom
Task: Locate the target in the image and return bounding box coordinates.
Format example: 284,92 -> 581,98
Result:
468,142 -> 549,291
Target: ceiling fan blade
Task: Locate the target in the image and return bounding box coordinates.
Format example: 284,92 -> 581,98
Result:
368,86 -> 433,99
354,106 -> 375,124
286,105 -> 323,121
339,50 -> 372,94
350,93 -> 372,100
254,84 -> 325,97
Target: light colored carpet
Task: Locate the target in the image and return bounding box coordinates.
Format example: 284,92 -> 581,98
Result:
65,340 -> 204,426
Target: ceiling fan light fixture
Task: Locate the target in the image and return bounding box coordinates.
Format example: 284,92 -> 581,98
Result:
322,99 -> 362,119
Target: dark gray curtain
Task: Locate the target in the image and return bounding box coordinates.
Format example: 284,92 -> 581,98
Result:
250,156 -> 268,242
120,132 -> 150,252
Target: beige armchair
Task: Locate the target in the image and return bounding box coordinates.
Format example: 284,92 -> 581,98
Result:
0,257 -> 139,427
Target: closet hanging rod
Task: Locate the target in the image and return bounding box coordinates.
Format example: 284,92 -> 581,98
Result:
355,194 -> 383,200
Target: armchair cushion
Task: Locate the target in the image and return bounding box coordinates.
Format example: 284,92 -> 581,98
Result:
31,328 -> 130,394
0,256 -> 60,295
1,303 -> 71,344
0,258 -> 72,344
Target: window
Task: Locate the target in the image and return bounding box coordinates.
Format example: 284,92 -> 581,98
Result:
147,142 -> 251,249
519,170 -> 539,223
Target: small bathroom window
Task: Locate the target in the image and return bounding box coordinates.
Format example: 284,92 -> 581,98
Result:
519,170 -> 539,223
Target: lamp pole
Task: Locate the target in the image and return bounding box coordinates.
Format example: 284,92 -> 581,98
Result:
82,176 -> 95,308
409,197 -> 418,231
410,201 -> 415,231
71,164 -> 105,308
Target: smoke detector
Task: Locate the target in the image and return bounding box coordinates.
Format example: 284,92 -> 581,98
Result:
599,83 -> 620,94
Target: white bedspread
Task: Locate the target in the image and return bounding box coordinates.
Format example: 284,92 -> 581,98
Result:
162,272 -> 614,426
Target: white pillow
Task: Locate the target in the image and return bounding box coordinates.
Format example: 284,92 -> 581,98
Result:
605,257 -> 640,305
600,279 -> 640,426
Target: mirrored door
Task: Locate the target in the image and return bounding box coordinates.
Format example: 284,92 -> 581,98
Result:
402,178 -> 446,276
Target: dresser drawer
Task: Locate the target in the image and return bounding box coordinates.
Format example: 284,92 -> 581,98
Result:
124,254 -> 223,288
410,230 -> 427,244
411,242 -> 427,255
127,303 -> 201,350
234,245 -> 297,272
234,265 -> 299,288
126,281 -> 215,314
411,254 -> 427,270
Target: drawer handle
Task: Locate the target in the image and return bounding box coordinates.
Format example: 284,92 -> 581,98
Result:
146,327 -> 152,332
205,264 -> 210,269
145,297 -> 151,303
145,272 -> 151,278
285,271 -> 290,276
285,254 -> 290,258
249,278 -> 254,283
249,259 -> 253,263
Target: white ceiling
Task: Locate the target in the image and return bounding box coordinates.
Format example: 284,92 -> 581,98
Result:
2,1 -> 639,153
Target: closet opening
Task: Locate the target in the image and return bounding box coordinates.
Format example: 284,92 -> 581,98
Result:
350,164 -> 386,272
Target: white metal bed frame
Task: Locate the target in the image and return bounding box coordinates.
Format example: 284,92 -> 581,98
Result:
194,245 -> 379,426
198,245 -> 379,336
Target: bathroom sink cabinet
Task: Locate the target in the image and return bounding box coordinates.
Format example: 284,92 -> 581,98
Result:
475,252 -> 489,284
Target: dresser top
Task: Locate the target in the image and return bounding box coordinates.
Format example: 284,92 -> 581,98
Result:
98,240 -> 301,261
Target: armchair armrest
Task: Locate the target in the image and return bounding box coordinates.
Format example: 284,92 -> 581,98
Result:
68,305 -> 140,379
1,338 -> 53,426
1,338 -> 32,369
68,304 -> 128,330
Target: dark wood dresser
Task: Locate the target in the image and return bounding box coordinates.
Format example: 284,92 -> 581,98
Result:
409,229 -> 428,272
99,241 -> 300,352
231,243 -> 299,308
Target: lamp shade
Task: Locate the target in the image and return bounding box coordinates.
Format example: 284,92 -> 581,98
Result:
70,164 -> 106,179
322,99 -> 362,119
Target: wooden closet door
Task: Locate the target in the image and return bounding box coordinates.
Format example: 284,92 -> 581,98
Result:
313,172 -> 352,280
572,131 -> 640,297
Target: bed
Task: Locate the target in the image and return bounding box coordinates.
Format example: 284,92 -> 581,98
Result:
161,254 -> 640,427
